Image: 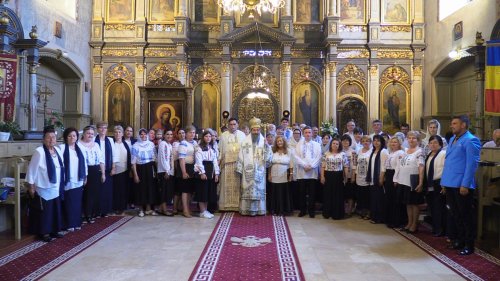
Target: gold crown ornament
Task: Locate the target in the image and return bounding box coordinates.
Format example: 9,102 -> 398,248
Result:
249,117 -> 262,129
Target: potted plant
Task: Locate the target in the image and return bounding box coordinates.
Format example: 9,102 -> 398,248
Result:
45,111 -> 65,138
0,120 -> 21,141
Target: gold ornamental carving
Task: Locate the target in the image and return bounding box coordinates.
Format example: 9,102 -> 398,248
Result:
281,62 -> 291,72
369,65 -> 378,76
148,24 -> 176,32
337,64 -> 366,87
284,23 -> 290,33
293,24 -> 323,32
191,63 -> 221,88
339,25 -> 367,32
381,25 -> 412,33
221,62 -> 231,73
93,64 -> 102,74
102,49 -> 138,57
105,63 -> 135,86
238,97 -> 275,126
378,50 -> 413,59
380,66 -> 410,86
136,64 -> 146,73
291,49 -> 323,58
190,49 -> 222,58
146,63 -> 182,87
105,24 -> 136,31
292,63 -> 323,88
330,23 -> 337,34
177,23 -> 184,34
337,49 -> 370,59
223,23 -> 229,33
412,65 -> 422,77
327,62 -> 336,73
145,47 -> 176,57
232,64 -> 279,102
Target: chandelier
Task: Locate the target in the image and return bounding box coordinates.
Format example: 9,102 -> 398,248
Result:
217,0 -> 285,15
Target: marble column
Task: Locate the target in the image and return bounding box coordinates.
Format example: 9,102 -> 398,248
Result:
411,65 -> 423,130
221,62 -> 231,115
177,62 -> 186,85
281,62 -> 292,114
178,0 -> 187,16
186,89 -> 193,125
91,64 -> 103,123
28,64 -> 39,131
135,64 -> 146,131
328,0 -> 336,16
284,0 -> 292,16
368,65 -> 379,127
324,63 -> 331,119
328,62 -> 337,121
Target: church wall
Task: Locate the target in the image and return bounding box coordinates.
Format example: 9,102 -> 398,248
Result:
5,0 -> 93,129
423,0 -> 496,119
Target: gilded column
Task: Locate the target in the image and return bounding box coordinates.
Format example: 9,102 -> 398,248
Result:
281,62 -> 292,114
368,65 -> 379,125
135,64 -> 146,131
92,64 -> 103,123
28,64 -> 39,131
324,63 -> 331,119
328,62 -> 337,120
411,65 -> 423,130
221,62 -> 231,115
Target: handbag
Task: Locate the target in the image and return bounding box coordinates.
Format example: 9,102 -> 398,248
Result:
410,174 -> 419,191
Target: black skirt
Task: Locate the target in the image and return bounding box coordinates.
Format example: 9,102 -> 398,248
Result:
158,172 -> 175,204
324,171 -> 345,219
401,184 -> 425,205
113,171 -> 129,212
135,161 -> 157,205
270,182 -> 292,215
83,165 -> 101,217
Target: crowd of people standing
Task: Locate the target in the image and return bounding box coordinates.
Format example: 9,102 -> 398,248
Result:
25,115 -> 484,256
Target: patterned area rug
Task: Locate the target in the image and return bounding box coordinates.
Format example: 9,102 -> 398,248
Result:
395,226 -> 500,281
0,216 -> 132,281
190,213 -> 305,281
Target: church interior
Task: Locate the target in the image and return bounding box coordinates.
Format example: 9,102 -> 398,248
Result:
0,0 -> 499,280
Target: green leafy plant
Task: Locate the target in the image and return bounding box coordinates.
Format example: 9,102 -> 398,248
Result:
320,118 -> 339,137
45,111 -> 65,131
0,120 -> 21,135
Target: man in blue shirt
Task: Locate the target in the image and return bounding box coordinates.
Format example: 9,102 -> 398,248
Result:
441,115 -> 481,255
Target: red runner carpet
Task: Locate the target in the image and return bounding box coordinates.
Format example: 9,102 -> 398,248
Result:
0,216 -> 132,281
395,226 -> 500,281
190,213 -> 305,281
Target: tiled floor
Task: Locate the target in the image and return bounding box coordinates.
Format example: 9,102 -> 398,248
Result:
42,214 -> 463,281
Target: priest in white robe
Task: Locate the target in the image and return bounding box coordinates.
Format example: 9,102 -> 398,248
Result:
236,117 -> 272,216
218,118 -> 246,211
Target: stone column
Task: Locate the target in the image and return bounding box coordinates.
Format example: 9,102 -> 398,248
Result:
186,88 -> 193,125
328,0 -> 336,16
411,65 -> 423,130
328,62 -> 337,121
221,62 -> 231,114
28,64 -> 39,131
178,0 -> 187,16
91,64 -> 103,123
176,62 -> 186,85
368,65 -> 379,126
324,63 -> 331,119
284,0 -> 292,16
281,62 -> 292,114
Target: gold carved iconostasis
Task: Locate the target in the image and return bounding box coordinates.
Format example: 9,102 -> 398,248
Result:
93,0 -> 423,132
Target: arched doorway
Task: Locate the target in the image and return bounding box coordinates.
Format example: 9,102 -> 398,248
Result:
233,89 -> 279,126
336,97 -> 367,134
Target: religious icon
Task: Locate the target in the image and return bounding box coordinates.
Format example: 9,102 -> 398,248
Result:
149,100 -> 183,134
381,83 -> 409,134
194,0 -> 219,23
340,0 -> 366,24
106,0 -> 135,23
194,82 -> 218,130
293,82 -> 319,126
382,0 -> 409,24
295,0 -> 320,23
107,80 -> 132,128
149,0 -> 175,23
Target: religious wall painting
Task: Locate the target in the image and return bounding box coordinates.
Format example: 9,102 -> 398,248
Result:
338,81 -> 365,100
105,80 -> 133,128
149,100 -> 184,136
380,82 -> 410,135
194,82 -> 219,130
293,82 -> 320,127
149,0 -> 175,23
106,0 -> 135,23
294,0 -> 321,24
381,0 -> 410,24
194,0 -> 219,23
337,97 -> 367,134
340,0 -> 366,24
237,10 -> 278,26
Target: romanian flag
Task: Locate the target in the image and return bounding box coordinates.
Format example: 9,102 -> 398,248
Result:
485,41 -> 500,115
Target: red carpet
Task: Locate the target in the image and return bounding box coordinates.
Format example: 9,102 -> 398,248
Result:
0,216 -> 132,281
190,213 -> 305,281
395,226 -> 500,281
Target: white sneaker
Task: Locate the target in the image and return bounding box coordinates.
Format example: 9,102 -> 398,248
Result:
201,211 -> 214,219
138,211 -> 145,217
206,211 -> 214,219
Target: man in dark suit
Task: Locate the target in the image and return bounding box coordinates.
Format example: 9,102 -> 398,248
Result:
441,115 -> 481,255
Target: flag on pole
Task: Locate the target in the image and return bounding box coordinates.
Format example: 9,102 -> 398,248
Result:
485,40 -> 500,115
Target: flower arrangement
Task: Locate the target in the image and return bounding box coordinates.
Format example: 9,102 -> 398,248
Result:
320,118 -> 338,137
45,111 -> 65,131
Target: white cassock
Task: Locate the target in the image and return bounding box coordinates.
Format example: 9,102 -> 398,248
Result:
218,130 -> 246,211
236,134 -> 272,216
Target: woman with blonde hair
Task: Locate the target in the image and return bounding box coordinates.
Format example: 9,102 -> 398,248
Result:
422,119 -> 448,155
394,131 -> 425,233
384,136 -> 406,228
353,135 -> 372,219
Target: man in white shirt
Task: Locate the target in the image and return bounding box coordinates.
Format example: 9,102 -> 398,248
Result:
369,119 -> 384,140
483,129 -> 500,148
294,126 -> 322,218
312,126 -> 322,143
343,120 -> 357,150
400,123 -> 410,148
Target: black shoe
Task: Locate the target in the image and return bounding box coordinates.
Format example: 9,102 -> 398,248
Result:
309,214 -> 315,218
298,212 -> 306,217
448,241 -> 464,250
322,215 -> 330,219
459,247 -> 474,255
52,232 -> 64,238
42,234 -> 55,242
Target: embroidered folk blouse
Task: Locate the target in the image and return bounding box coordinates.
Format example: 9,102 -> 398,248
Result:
354,148 -> 372,187
322,151 -> 349,172
270,151 -> 292,184
131,141 -> 156,165
393,148 -> 425,187
80,141 -> 104,166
